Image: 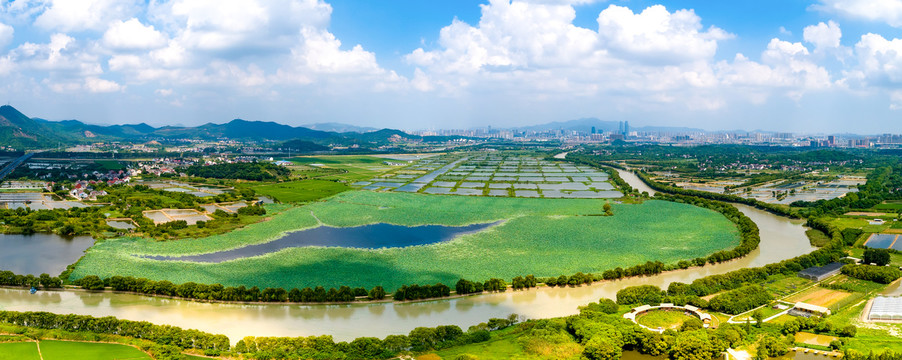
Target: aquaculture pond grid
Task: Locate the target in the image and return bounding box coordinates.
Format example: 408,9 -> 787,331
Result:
351,153 -> 623,199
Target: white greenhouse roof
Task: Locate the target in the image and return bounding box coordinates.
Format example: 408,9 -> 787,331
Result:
869,297 -> 902,320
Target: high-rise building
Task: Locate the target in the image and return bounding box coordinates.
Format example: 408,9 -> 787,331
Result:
591,126 -> 596,134
623,121 -> 630,136
827,135 -> 835,146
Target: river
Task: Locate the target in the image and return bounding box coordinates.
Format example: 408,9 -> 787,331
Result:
0,168 -> 815,343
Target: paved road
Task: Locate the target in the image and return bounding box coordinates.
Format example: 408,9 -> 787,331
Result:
0,152 -> 33,180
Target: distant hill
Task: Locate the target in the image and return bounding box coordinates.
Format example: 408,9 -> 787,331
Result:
277,139 -> 330,152
0,105 -> 447,150
37,119 -> 158,140
302,122 -> 377,133
150,119 -> 338,141
0,105 -> 71,148
519,117 -> 705,134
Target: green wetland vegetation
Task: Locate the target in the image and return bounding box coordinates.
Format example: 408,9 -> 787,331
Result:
4,147 -> 901,359
70,191 -> 740,291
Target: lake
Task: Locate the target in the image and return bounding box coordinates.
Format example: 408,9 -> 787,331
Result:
0,233 -> 94,276
147,221 -> 501,263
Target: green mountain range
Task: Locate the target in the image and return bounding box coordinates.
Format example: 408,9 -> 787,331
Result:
0,105 -> 72,149
0,105 -> 458,150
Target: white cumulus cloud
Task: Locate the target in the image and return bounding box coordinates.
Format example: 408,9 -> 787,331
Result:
85,77 -> 122,92
0,23 -> 13,49
34,0 -> 142,32
803,20 -> 842,51
852,33 -> 902,85
597,5 -> 732,64
103,18 -> 167,50
814,0 -> 902,27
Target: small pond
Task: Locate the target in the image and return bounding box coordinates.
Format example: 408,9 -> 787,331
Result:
0,233 -> 95,275
148,221 -> 502,263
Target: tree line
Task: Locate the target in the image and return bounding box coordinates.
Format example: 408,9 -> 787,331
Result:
234,315 -> 519,359
393,283 -> 451,301
75,275 -> 388,303
841,264 -> 902,284
0,310 -> 229,352
0,309 -> 524,360
455,277 -> 528,295
69,273 -> 551,304
0,271 -> 62,289
183,162 -> 290,181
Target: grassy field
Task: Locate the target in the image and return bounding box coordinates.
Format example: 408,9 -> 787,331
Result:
72,191 -> 740,291
636,310 -> 694,330
0,342 -> 40,360
39,340 -> 150,360
761,274 -> 812,298
820,275 -> 886,294
874,202 -> 902,212
832,217 -> 892,234
287,155 -> 400,182
805,229 -> 831,247
734,303 -> 785,322
251,179 -> 349,203
0,341 -> 150,360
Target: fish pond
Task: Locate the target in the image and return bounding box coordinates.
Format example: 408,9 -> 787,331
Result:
148,221 -> 501,263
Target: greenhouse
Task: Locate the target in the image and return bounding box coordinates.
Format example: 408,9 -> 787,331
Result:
868,296 -> 902,321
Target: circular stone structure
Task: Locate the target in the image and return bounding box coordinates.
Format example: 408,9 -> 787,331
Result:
623,303 -> 712,333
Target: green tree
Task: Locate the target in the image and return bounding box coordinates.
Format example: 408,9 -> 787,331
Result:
408,327 -> 438,351
603,202 -> 613,216
76,275 -> 105,291
752,309 -> 765,327
584,336 -> 622,360
840,324 -> 857,337
830,340 -> 843,350
680,318 -> 704,332
864,248 -> 891,266
383,335 -> 410,353
756,334 -> 790,358
670,331 -> 717,360
368,286 -> 386,300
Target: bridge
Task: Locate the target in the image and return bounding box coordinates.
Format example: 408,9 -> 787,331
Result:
0,152 -> 34,181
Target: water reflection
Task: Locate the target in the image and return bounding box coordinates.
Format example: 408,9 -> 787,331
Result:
147,221 -> 501,263
0,233 -> 94,275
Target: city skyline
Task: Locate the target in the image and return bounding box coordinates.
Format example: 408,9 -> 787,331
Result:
1,0 -> 902,133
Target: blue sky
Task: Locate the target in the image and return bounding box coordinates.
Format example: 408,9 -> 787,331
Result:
1,0 -> 902,134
